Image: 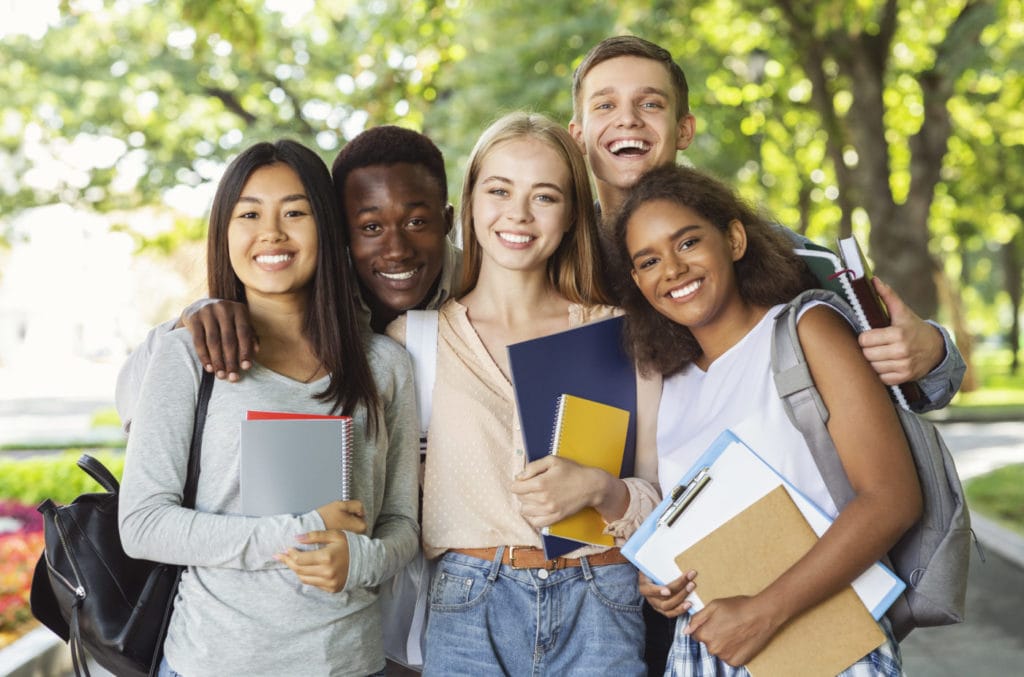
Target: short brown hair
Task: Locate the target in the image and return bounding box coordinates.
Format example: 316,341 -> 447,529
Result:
612,164 -> 817,376
458,112 -> 609,305
572,35 -> 690,123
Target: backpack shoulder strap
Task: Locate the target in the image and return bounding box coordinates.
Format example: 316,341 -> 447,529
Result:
771,288 -> 859,509
404,310 -> 440,436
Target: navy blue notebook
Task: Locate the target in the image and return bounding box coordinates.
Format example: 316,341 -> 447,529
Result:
507,315 -> 638,559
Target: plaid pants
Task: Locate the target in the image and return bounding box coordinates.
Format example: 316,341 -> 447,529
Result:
665,616 -> 903,677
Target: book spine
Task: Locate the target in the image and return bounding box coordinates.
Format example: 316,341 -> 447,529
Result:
341,419 -> 353,501
834,274 -> 921,411
848,278 -> 891,330
896,381 -> 924,412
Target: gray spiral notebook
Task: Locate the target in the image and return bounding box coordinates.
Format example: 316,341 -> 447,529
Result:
239,412 -> 353,516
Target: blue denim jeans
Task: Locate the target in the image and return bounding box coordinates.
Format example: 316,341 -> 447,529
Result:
423,547 -> 645,676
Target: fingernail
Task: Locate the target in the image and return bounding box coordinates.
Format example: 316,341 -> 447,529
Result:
228,373 -> 239,382
295,533 -> 309,542
216,370 -> 226,379
204,364 -> 213,373
272,553 -> 283,562
661,588 -> 671,596
241,360 -> 252,369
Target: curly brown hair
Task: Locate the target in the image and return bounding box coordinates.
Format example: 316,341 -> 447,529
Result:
612,164 -> 818,376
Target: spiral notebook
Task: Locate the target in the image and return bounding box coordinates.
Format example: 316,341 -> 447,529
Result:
795,240 -> 923,411
507,315 -> 638,558
541,395 -> 630,547
240,411 -> 353,516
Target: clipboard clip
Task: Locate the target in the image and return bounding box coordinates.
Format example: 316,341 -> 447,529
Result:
656,467 -> 712,528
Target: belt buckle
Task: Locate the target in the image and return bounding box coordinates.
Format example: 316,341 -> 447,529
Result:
508,546 -> 559,570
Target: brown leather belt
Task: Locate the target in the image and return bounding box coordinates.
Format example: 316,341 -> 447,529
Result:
449,546 -> 629,571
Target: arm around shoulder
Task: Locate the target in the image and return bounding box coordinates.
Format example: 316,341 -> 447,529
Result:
913,321 -> 966,412
115,317 -> 181,433
343,337 -> 420,590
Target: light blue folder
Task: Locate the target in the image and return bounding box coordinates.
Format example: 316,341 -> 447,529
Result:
623,429 -> 905,620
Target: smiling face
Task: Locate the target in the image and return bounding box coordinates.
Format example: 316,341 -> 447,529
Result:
626,199 -> 746,332
344,162 -> 453,322
227,162 -> 318,302
570,55 -> 695,214
469,137 -> 572,275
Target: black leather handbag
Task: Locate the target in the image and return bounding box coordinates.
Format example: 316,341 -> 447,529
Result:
30,372 -> 213,677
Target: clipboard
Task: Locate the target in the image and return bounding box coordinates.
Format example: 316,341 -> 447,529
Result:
674,486 -> 885,677
622,430 -> 904,619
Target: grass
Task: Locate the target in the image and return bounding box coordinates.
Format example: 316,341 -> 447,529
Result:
965,464 -> 1024,536
928,347 -> 1024,422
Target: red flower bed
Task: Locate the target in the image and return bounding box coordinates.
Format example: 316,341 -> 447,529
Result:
0,500 -> 45,647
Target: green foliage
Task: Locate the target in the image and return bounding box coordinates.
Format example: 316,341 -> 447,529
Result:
89,406 -> 123,429
0,452 -> 125,506
1,0 -> 1020,342
965,463 -> 1024,534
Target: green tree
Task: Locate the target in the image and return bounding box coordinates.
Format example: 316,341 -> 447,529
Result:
1,0 -> 1020,358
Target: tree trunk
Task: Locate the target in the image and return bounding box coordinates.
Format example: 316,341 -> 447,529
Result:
935,266 -> 977,393
1005,233 -> 1022,374
769,0 -> 996,321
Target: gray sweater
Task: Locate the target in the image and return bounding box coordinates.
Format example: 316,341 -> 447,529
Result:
118,328 -> 419,677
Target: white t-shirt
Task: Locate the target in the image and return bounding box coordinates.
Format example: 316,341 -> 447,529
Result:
656,302 -> 839,518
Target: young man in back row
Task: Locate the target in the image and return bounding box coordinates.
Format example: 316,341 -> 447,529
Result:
567,35 -> 965,674
116,34 -> 965,675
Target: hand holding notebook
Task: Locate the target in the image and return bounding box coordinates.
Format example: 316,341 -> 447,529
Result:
794,238 -> 924,410
539,395 -> 630,548
240,411 -> 354,516
675,486 -> 884,677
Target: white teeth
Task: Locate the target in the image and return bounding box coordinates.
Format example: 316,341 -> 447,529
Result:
609,139 -> 651,154
499,232 -> 533,244
255,254 -> 292,264
379,269 -> 417,281
669,280 -> 702,298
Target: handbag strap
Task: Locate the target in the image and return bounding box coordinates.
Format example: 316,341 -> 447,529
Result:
183,371 -> 214,509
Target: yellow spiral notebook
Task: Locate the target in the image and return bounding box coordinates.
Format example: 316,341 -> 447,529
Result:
542,394 -> 630,547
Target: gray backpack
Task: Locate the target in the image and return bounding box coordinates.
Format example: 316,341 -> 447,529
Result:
770,289 -> 972,640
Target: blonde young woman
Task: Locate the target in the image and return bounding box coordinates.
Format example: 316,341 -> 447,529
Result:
387,113 -> 660,675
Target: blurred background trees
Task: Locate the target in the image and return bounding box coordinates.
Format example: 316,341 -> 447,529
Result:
2,0 -> 1021,378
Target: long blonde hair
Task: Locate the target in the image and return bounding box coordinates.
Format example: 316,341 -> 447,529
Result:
457,112 -> 609,305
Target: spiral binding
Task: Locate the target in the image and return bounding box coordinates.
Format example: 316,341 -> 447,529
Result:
340,419 -> 354,501
548,394 -> 569,456
833,270 -> 912,412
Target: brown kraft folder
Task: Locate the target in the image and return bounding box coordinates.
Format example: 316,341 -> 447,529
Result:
674,485 -> 884,677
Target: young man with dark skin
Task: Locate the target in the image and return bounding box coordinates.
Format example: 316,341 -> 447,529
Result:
567,35 -> 966,675
115,126 -> 460,424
